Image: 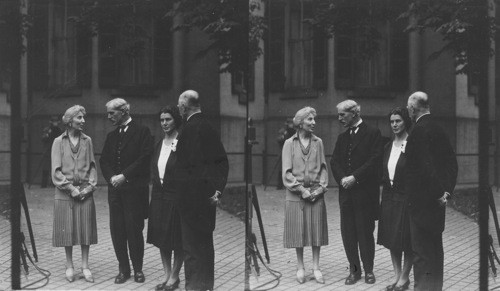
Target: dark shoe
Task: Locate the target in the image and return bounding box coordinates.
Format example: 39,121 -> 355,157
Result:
394,280 -> 410,291
155,281 -> 168,291
134,271 -> 145,283
386,283 -> 397,291
365,272 -> 376,284
114,272 -> 131,284
164,278 -> 180,290
345,272 -> 361,285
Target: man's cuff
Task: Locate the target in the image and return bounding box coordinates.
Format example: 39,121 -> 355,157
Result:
215,190 -> 222,198
120,173 -> 128,183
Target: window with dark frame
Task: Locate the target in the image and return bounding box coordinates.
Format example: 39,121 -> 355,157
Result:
232,66 -> 255,104
266,0 -> 286,92
98,4 -> 172,90
266,0 -> 327,94
30,1 -> 50,90
334,1 -> 409,93
52,1 -> 91,89
30,0 -> 91,91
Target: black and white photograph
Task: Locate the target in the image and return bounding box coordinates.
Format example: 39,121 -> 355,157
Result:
0,0 -> 499,290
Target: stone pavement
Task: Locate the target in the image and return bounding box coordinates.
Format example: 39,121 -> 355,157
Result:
248,185 -> 500,291
0,185 -> 244,290
1,185 -> 500,291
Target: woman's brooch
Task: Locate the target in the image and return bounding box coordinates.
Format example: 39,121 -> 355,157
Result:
171,139 -> 178,152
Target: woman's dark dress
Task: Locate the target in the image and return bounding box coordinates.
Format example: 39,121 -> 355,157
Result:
147,140 -> 182,251
377,142 -> 412,252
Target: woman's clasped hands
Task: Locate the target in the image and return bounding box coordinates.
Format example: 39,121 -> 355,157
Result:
301,189 -> 319,203
72,186 -> 91,202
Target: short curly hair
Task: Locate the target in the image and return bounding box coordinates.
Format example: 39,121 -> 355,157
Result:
159,105 -> 182,129
292,106 -> 317,129
388,106 -> 412,132
62,105 -> 86,127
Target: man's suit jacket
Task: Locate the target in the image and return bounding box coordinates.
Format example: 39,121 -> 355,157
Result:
100,120 -> 153,219
330,122 -> 383,219
405,114 -> 458,233
175,113 -> 229,233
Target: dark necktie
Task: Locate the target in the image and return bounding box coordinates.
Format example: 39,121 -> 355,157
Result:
350,126 -> 357,137
118,125 -> 126,137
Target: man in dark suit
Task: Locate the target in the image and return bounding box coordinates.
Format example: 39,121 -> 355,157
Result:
330,99 -> 383,286
100,98 -> 153,284
175,90 -> 229,291
405,91 -> 458,291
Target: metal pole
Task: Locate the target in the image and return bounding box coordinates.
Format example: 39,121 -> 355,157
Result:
10,1 -> 23,288
478,0 -> 491,289
244,0 -> 251,288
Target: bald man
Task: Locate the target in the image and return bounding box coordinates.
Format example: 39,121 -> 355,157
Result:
175,90 -> 229,291
405,92 -> 457,291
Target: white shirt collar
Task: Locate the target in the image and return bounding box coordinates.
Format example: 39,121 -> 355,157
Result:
352,118 -> 362,128
122,117 -> 132,126
350,118 -> 362,133
120,117 -> 132,132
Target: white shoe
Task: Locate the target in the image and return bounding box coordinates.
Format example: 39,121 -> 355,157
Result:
313,269 -> 325,284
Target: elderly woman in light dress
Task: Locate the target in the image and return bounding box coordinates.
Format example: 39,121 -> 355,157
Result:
282,106 -> 329,285
51,105 -> 98,283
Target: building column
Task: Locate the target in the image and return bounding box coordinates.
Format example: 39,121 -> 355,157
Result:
409,15 -> 422,92
172,5 -> 185,96
91,25 -> 99,93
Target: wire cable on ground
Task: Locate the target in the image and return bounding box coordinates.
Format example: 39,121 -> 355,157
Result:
19,232 -> 51,290
248,233 -> 281,291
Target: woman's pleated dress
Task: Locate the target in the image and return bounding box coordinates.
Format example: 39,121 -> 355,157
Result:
147,139 -> 182,251
52,132 -> 98,247
282,134 -> 329,248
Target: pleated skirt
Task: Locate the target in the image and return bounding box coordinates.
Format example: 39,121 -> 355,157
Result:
283,199 -> 328,248
147,197 -> 182,251
52,197 -> 97,247
377,195 -> 412,252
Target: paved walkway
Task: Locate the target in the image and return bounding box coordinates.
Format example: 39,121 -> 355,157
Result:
1,185 -> 500,290
248,185 -> 500,291
0,185 -> 244,290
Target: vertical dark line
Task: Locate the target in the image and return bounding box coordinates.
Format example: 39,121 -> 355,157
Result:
478,0 -> 490,289
10,2 -> 22,287
244,2 -> 251,290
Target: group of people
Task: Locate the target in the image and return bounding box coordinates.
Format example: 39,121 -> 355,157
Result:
50,90 -> 229,291
48,88 -> 457,291
282,91 -> 458,291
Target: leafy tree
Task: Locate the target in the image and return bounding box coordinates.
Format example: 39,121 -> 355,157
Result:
0,1 -> 26,85
311,0 -> 495,75
73,0 -> 265,76
402,0 -> 495,75
309,0 -> 404,59
168,0 -> 265,82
